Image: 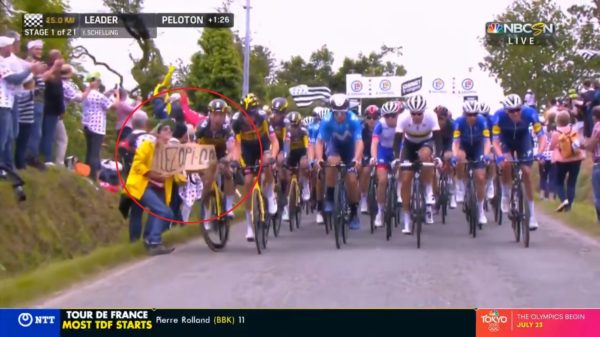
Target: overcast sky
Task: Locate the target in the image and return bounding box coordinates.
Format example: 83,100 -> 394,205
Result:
68,0 -> 587,114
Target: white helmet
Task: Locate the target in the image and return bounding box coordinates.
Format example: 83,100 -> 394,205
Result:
381,101 -> 402,115
478,102 -> 491,115
318,107 -> 330,120
405,95 -> 427,112
463,100 -> 479,114
502,94 -> 523,109
302,116 -> 314,126
329,93 -> 349,111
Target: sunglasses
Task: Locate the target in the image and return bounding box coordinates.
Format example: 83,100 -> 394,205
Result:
333,110 -> 345,115
466,113 -> 478,117
411,112 -> 423,116
383,114 -> 397,119
507,108 -> 520,114
365,116 -> 376,120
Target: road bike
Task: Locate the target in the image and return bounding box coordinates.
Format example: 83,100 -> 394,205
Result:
491,163 -> 503,226
399,160 -> 435,249
436,167 -> 451,225
285,164 -> 302,232
367,166 -> 378,234
383,159 -> 401,240
246,160 -> 275,255
506,159 -> 531,248
200,162 -> 235,252
460,160 -> 485,238
321,162 -> 353,249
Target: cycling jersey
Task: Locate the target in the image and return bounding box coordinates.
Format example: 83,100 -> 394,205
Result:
453,115 -> 490,168
286,125 -> 309,167
195,117 -> 235,159
395,111 -> 440,143
232,109 -> 275,168
492,106 -> 543,164
318,111 -> 362,164
362,122 -> 374,160
372,118 -> 396,167
270,113 -> 289,146
435,118 -> 455,157
308,121 -> 320,145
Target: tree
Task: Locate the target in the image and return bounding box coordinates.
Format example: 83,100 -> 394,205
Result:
103,0 -> 166,98
187,27 -> 242,110
479,0 -> 598,105
567,1 -> 600,82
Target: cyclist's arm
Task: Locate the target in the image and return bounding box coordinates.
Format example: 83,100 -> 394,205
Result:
354,139 -> 364,163
482,121 -> 492,157
394,132 -> 403,158
283,132 -> 291,158
491,124 -> 503,156
269,129 -> 280,158
452,126 -> 461,158
371,137 -> 379,161
316,139 -> 324,162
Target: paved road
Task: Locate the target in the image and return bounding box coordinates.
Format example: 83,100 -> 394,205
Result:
38,206 -> 600,308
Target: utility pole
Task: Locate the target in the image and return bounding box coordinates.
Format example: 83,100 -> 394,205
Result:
242,0 -> 251,97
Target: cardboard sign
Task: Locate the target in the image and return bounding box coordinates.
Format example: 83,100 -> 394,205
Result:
152,143 -> 217,175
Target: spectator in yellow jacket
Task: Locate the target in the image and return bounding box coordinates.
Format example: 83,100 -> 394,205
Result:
126,119 -> 185,255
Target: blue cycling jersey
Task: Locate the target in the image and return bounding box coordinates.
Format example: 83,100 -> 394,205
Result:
317,111 -> 362,144
372,118 -> 395,161
308,121 -> 320,144
492,106 -> 544,142
453,115 -> 490,147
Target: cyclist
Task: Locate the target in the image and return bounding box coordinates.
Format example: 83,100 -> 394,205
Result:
359,105 -> 379,213
452,100 -> 492,225
270,97 -> 290,217
232,93 -> 280,241
308,107 -> 327,224
281,111 -> 310,219
479,102 -> 496,200
434,105 -> 457,209
395,95 -> 440,232
195,99 -> 238,221
316,94 -> 363,230
370,101 -> 400,227
492,94 -> 545,230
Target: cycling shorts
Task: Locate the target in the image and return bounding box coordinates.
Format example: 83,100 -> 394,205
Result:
376,148 -> 395,170
241,135 -> 271,174
436,140 -> 453,158
400,138 -> 435,170
287,149 -> 307,168
500,135 -> 533,166
460,141 -> 486,169
326,140 -> 355,165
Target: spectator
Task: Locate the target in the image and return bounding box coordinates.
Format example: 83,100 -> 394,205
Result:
14,77 -> 34,170
25,40 -> 50,170
57,64 -> 83,166
539,109 -> 556,200
0,36 -> 41,168
40,49 -> 65,165
592,80 -> 600,110
125,119 -> 184,255
178,124 -> 203,222
549,111 -> 586,212
524,89 -> 537,109
579,79 -> 596,139
114,87 -> 137,139
167,121 -> 190,225
81,71 -> 119,181
583,106 -> 600,224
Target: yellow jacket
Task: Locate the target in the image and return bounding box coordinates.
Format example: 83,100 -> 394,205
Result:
125,139 -> 185,205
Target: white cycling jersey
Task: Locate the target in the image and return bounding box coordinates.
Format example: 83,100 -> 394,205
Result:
395,111 -> 440,143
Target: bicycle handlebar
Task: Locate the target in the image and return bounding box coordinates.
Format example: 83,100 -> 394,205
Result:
399,161 -> 436,168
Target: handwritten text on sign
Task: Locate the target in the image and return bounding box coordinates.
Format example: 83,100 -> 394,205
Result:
152,143 -> 217,174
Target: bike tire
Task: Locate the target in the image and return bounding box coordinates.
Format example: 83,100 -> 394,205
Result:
341,187 -> 348,245
333,181 -> 344,249
440,175 -> 448,225
385,179 -> 394,241
201,194 -> 230,252
520,184 -> 530,248
469,181 -> 478,238
494,175 -> 503,225
288,179 -> 299,233
368,174 -> 378,234
511,186 -> 521,243
413,181 -> 424,249
253,189 -> 264,255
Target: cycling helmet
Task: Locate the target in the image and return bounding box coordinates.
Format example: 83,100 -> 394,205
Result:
329,93 -> 349,111
288,111 -> 302,126
478,102 -> 491,115
405,94 -> 427,112
318,107 -> 330,120
463,100 -> 479,114
312,106 -> 322,117
381,101 -> 402,115
302,116 -> 314,127
271,97 -> 288,113
208,98 -> 228,113
241,93 -> 259,111
434,105 -> 449,116
501,94 -> 523,109
364,105 -> 379,117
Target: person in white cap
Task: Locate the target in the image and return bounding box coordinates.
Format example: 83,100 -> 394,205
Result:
0,35 -> 45,169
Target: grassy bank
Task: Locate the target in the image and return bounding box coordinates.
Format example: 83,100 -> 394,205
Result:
535,158 -> 600,237
0,167 -> 241,307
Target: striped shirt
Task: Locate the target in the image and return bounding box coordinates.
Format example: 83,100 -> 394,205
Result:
82,90 -> 112,135
62,80 -> 81,105
0,58 -> 16,108
17,91 -> 34,123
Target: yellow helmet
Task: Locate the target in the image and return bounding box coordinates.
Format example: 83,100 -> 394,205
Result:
241,93 -> 259,111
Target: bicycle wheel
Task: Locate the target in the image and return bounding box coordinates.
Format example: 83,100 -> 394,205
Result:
510,185 -> 521,243
439,175 -> 448,225
468,181 -> 478,238
272,183 -> 283,238
412,180 -> 424,248
520,184 -> 530,248
341,186 -> 348,245
201,194 -> 230,251
494,175 -> 503,225
252,189 -> 264,254
288,178 -> 299,232
385,179 -> 394,241
367,173 -> 378,234
333,180 -> 344,249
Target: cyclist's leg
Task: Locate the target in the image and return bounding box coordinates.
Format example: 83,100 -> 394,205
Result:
324,153 -> 341,212
455,148 -> 467,203
262,150 -> 277,215
400,140 -> 418,233
340,146 -> 361,228
442,149 -> 457,208
241,144 -> 260,240
375,163 -> 388,227
418,140 -> 435,205
298,153 -> 310,201
499,141 -> 515,213
359,156 -> 371,213
516,138 -> 537,227
486,152 -> 497,200
466,145 -> 487,223
222,163 -> 236,218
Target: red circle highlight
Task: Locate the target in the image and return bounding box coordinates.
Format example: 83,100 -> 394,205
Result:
114,87 -> 264,225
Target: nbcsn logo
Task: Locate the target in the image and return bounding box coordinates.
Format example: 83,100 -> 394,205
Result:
486,22 -> 555,45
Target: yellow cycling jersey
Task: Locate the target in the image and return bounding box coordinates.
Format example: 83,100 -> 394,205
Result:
232,110 -> 274,142
287,126 -> 309,151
